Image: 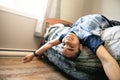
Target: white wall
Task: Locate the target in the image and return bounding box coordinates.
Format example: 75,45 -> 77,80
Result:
0,10 -> 38,50
60,0 -> 84,22
0,0 -> 120,51
60,0 -> 120,22
100,0 -> 120,20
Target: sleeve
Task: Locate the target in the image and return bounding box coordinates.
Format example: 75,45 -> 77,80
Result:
81,35 -> 105,54
59,34 -> 67,43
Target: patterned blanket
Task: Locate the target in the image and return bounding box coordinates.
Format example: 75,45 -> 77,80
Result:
42,24 -> 120,80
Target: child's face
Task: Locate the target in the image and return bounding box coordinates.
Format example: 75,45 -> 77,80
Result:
61,33 -> 82,58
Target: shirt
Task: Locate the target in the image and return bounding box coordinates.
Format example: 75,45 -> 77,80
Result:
59,14 -> 112,54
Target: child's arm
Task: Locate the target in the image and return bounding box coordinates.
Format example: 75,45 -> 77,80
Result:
36,38 -> 60,56
96,45 -> 120,80
82,35 -> 120,79
23,38 -> 60,63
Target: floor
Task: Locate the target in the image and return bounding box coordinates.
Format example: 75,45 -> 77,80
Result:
0,57 -> 72,80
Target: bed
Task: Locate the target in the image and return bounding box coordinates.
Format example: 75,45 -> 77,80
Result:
38,18 -> 120,80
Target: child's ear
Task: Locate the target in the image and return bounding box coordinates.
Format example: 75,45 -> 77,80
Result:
79,44 -> 83,51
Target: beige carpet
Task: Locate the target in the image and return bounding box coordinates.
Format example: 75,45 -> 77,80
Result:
0,57 -> 70,80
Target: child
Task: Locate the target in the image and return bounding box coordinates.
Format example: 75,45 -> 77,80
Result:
23,14 -> 120,80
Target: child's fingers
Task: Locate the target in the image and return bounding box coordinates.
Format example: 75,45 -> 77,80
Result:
23,57 -> 26,60
23,57 -> 28,63
23,59 -> 28,63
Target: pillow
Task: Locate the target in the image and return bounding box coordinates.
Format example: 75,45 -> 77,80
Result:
101,26 -> 120,59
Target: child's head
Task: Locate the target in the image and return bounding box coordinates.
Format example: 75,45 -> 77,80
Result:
61,33 -> 83,60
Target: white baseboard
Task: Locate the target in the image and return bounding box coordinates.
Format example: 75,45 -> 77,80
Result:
0,50 -> 33,57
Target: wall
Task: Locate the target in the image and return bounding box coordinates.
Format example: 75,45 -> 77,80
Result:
0,10 -> 38,51
60,0 -> 120,22
0,0 -> 120,51
100,0 -> 120,20
60,0 -> 84,22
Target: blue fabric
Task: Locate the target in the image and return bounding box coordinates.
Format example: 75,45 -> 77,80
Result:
59,14 -> 111,54
69,14 -> 112,39
59,34 -> 67,42
81,35 -> 104,54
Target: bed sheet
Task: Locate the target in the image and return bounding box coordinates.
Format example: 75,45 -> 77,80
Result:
42,24 -> 120,80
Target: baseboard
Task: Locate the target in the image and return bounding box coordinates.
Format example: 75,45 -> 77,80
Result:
0,49 -> 33,57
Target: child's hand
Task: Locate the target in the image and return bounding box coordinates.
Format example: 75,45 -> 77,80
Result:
23,53 -> 34,63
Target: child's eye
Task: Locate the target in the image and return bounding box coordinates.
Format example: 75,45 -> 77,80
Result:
62,43 -> 65,46
70,46 -> 74,48
61,43 -> 65,49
